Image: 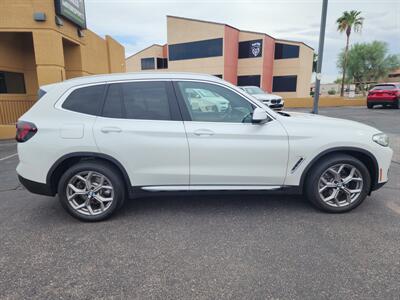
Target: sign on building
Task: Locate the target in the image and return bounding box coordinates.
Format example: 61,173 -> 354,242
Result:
55,0 -> 86,28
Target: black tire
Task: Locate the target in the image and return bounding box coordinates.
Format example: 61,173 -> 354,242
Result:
58,161 -> 126,222
305,154 -> 371,213
367,103 -> 373,109
393,99 -> 399,109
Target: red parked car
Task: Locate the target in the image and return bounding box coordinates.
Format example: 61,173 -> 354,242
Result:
367,83 -> 400,109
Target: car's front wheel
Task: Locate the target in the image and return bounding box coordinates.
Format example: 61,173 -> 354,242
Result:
58,161 -> 125,221
305,154 -> 371,213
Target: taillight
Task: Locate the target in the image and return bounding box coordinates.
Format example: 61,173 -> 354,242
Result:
16,121 -> 37,143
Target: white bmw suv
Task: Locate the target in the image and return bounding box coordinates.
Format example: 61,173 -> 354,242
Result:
16,73 -> 393,221
240,86 -> 284,110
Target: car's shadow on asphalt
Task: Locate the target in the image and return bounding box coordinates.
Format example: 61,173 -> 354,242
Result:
116,193 -> 316,219
35,193 -> 317,223
371,105 -> 396,110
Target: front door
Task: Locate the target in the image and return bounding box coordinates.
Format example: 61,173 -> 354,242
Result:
174,80 -> 289,188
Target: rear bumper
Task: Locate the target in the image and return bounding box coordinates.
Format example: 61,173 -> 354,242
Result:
368,101 -> 396,105
18,175 -> 54,196
367,97 -> 398,105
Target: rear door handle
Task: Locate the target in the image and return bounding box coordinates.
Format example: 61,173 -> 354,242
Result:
101,127 -> 122,133
193,129 -> 215,136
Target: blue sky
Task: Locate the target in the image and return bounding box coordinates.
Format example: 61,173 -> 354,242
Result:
86,0 -> 400,83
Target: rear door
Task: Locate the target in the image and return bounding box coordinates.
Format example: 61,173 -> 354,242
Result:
93,80 -> 189,189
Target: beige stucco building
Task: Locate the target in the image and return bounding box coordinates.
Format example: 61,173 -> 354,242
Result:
0,0 -> 125,139
126,16 -> 314,98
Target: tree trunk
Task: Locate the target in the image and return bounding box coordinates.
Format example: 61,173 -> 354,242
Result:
340,34 -> 350,97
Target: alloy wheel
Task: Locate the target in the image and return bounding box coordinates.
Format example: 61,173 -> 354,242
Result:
66,171 -> 114,216
318,163 -> 364,208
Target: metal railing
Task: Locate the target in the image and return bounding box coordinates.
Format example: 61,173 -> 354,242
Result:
0,99 -> 35,125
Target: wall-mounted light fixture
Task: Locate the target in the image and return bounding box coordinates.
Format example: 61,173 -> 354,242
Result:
55,15 -> 64,26
77,28 -> 85,38
33,12 -> 46,22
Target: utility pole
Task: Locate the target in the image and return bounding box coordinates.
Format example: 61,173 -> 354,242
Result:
312,0 -> 328,114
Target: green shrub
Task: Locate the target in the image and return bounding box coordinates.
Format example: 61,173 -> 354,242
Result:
328,89 -> 336,95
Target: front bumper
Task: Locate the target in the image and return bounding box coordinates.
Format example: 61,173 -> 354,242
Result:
372,145 -> 393,190
269,103 -> 284,110
262,101 -> 284,110
371,181 -> 387,192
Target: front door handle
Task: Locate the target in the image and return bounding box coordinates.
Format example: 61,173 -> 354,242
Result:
101,127 -> 122,133
193,129 -> 215,136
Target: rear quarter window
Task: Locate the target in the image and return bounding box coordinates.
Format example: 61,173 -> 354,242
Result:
62,85 -> 106,115
37,88 -> 47,100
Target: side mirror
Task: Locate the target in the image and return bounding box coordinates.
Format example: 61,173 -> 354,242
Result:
252,107 -> 268,123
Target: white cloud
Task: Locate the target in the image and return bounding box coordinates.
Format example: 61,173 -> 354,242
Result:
86,0 -> 400,83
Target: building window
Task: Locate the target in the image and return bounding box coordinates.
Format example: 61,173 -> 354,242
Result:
157,58 -> 168,69
168,38 -> 223,61
0,71 -> 26,94
237,75 -> 261,87
274,43 -> 300,59
238,39 -> 263,59
272,75 -> 297,92
141,57 -> 155,70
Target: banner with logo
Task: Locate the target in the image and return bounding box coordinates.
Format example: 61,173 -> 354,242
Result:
238,39 -> 263,58
55,0 -> 86,28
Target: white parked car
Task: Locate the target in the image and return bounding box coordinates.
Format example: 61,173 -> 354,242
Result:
240,86 -> 284,110
186,88 -> 229,112
16,73 -> 393,221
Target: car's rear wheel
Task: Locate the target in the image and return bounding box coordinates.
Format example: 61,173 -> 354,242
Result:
305,154 -> 371,213
393,99 -> 399,109
367,103 -> 373,109
58,161 -> 125,221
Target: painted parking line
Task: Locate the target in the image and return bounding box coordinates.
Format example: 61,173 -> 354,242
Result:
0,153 -> 18,161
386,201 -> 400,215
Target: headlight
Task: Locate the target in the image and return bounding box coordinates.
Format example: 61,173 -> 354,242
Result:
372,133 -> 389,147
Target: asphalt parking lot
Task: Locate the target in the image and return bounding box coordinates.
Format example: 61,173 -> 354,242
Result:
0,106 -> 399,299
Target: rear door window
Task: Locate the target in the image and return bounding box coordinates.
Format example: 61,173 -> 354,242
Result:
62,85 -> 106,116
102,81 -> 174,121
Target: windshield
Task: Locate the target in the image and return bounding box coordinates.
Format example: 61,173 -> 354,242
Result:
243,87 -> 265,95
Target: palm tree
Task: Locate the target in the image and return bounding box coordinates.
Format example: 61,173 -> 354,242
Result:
336,10 -> 364,96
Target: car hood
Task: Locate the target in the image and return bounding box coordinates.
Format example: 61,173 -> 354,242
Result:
252,94 -> 282,100
280,111 -> 381,136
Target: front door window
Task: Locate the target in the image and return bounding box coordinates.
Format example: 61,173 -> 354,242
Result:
177,81 -> 255,123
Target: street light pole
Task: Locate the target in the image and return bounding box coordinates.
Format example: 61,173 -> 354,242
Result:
312,0 -> 328,114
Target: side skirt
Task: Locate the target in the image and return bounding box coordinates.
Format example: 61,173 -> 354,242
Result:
130,185 -> 302,199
